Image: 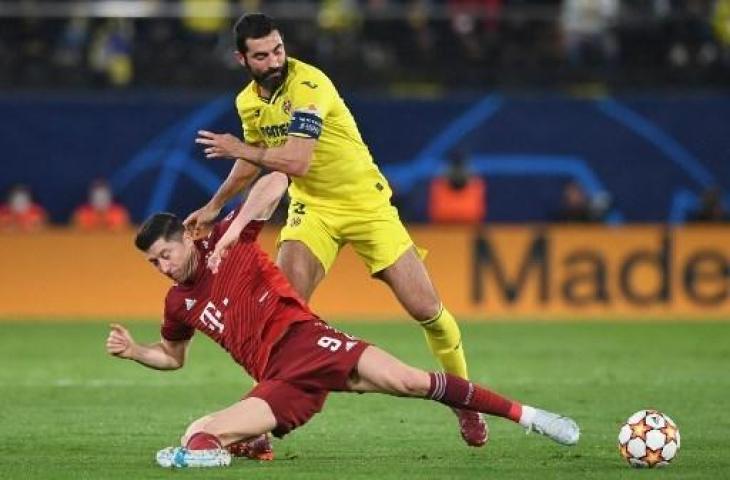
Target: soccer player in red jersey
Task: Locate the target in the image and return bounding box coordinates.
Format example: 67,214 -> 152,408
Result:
187,12 -> 485,450
106,172 -> 579,469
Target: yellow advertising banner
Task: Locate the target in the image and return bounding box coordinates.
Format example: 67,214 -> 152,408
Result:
464,225 -> 730,318
1,226 -> 728,319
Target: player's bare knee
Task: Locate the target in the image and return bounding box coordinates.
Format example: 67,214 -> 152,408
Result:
182,415 -> 215,445
410,298 -> 442,323
391,367 -> 430,397
401,368 -> 430,396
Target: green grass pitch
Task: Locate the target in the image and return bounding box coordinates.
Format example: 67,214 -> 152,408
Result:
1,320 -> 729,479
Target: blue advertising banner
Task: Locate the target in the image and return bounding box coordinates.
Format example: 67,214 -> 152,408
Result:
1,92 -> 728,224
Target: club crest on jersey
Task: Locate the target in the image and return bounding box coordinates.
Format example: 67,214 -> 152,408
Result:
288,216 -> 302,227
282,100 -> 292,116
185,298 -> 197,311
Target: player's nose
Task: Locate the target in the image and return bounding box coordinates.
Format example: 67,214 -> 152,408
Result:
159,260 -> 172,274
269,55 -> 282,69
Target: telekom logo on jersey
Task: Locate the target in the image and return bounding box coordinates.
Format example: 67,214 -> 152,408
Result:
199,298 -> 229,334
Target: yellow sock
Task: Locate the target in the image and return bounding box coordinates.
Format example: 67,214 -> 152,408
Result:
420,305 -> 469,379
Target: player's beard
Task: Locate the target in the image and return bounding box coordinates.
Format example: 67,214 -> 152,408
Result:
248,60 -> 288,94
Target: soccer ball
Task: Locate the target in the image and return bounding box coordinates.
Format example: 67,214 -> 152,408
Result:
618,409 -> 680,468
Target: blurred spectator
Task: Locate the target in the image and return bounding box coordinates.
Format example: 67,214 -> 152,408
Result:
0,184 -> 48,232
89,19 -> 134,87
0,2 -> 726,89
428,150 -> 487,224
319,0 -> 362,33
182,0 -> 229,35
712,0 -> 730,65
317,0 -> 362,66
554,180 -> 611,223
555,180 -> 591,222
448,0 -> 503,35
180,0 -> 233,74
687,186 -> 729,222
53,17 -> 90,69
72,179 -> 131,232
448,0 -> 481,61
666,0 -> 717,70
405,0 -> 436,66
560,0 -> 620,67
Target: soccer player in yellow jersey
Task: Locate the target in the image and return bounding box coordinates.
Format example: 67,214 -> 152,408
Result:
188,13 -> 487,451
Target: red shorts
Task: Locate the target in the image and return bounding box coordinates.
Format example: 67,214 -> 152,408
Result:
246,320 -> 370,437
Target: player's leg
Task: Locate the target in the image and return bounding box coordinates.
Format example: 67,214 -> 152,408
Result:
181,403 -> 275,461
226,433 -> 274,461
345,345 -> 430,395
188,397 -> 277,447
347,206 -> 485,446
376,247 -> 487,446
376,247 -> 468,380
276,201 -> 339,301
181,414 -> 215,446
347,346 -> 579,446
345,206 -> 469,380
276,240 -> 326,301
182,405 -> 275,461
156,397 -> 277,468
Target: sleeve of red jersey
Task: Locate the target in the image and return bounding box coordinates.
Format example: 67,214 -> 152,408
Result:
239,220 -> 264,242
160,292 -> 195,342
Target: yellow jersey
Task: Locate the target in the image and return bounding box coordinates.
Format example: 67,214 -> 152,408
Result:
235,57 -> 392,209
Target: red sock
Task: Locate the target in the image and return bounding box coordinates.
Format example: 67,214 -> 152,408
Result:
427,372 -> 523,423
186,432 -> 222,450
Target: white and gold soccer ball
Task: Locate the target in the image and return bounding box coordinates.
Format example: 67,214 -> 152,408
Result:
618,409 -> 680,468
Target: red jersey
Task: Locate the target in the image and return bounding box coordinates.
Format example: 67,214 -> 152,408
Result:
161,212 -> 318,380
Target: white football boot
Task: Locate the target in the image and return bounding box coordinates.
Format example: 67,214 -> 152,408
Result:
528,409 -> 580,446
156,446 -> 232,468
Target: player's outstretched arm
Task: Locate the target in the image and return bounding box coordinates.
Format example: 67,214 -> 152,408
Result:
208,172 -> 289,273
196,130 -> 315,177
184,159 -> 260,237
106,323 -> 189,370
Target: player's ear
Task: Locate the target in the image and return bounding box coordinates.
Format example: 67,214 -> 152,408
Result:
234,51 -> 246,67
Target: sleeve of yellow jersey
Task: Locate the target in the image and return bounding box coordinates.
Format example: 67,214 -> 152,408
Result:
287,72 -> 336,139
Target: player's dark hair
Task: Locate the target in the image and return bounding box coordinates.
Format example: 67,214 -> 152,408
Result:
134,212 -> 184,251
233,13 -> 279,53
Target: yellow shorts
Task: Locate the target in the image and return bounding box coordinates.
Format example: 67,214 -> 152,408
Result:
278,200 -> 420,275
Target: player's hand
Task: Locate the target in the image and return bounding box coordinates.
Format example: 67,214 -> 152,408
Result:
106,323 -> 136,359
196,130 -> 244,159
207,229 -> 240,274
183,204 -> 219,239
